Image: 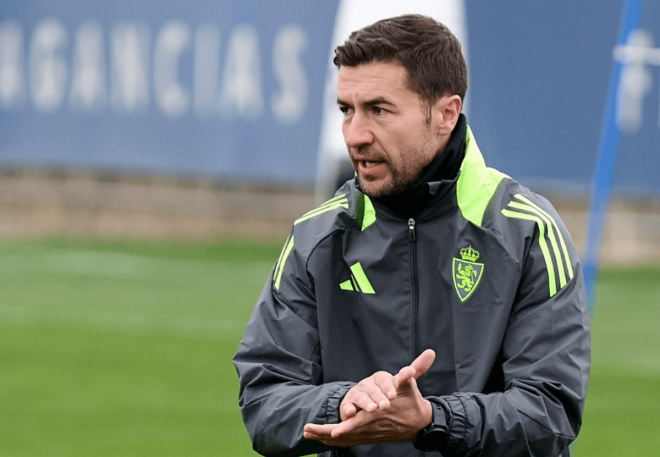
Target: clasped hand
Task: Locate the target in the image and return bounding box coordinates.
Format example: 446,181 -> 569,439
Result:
303,349 -> 436,447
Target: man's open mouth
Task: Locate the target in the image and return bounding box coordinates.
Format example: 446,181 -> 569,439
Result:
362,160 -> 380,168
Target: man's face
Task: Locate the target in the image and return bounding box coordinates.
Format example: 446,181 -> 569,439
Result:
337,61 -> 443,198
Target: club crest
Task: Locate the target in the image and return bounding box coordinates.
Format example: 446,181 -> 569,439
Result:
453,246 -> 484,302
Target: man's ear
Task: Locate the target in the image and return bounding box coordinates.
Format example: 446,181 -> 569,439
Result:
431,94 -> 462,136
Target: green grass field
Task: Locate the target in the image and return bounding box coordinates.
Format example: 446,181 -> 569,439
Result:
0,238 -> 658,456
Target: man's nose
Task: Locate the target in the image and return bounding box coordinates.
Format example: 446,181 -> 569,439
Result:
344,112 -> 374,148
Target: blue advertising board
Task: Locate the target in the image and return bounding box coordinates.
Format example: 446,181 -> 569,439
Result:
466,0 -> 660,196
0,0 -> 339,182
613,0 -> 660,195
2,0 -> 660,195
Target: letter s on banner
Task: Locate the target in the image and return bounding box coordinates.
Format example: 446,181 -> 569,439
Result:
271,24 -> 308,124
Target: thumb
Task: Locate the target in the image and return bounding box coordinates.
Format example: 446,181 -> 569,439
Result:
396,373 -> 421,395
392,349 -> 436,389
410,349 -> 436,380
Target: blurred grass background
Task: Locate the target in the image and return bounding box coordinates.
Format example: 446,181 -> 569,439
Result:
0,237 -> 658,456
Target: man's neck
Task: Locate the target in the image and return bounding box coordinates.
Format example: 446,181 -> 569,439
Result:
371,113 -> 467,218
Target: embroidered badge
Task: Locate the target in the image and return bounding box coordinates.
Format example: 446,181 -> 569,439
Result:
453,246 -> 484,302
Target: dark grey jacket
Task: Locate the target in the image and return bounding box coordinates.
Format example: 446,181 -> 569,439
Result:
233,127 -> 591,457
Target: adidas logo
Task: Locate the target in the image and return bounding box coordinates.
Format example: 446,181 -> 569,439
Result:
339,262 -> 375,294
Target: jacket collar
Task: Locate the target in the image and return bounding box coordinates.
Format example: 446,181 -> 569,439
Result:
361,114 -> 467,219
356,124 -> 509,227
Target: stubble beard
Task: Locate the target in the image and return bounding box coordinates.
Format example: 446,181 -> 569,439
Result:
357,130 -> 437,198
357,166 -> 414,198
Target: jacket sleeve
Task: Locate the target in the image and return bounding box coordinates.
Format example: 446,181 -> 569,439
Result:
233,234 -> 354,457
431,203 -> 591,457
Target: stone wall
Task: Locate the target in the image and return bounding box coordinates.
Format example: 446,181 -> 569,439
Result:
1,168 -> 659,265
551,195 -> 660,266
0,169 -> 314,242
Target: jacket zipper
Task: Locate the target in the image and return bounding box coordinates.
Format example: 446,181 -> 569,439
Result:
408,218 -> 420,364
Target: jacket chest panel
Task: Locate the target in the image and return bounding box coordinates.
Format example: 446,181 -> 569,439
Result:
414,222 -> 520,391
310,229 -> 414,378
308,220 -> 519,386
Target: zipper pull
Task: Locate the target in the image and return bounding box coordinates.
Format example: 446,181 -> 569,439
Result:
408,218 -> 416,241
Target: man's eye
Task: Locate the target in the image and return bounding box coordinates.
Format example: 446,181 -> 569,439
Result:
373,107 -> 386,115
339,106 -> 350,114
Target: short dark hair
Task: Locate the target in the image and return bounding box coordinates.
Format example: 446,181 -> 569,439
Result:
334,14 -> 468,107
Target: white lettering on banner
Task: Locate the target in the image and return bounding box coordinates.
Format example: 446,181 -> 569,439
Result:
194,24 -> 220,117
0,17 -> 309,123
614,28 -> 660,133
70,21 -> 107,111
111,22 -> 150,113
272,24 -> 308,124
29,18 -> 68,112
219,24 -> 263,119
0,20 -> 26,108
154,21 -> 191,117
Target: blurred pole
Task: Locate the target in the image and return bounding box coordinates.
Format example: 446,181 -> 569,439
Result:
583,0 -> 644,316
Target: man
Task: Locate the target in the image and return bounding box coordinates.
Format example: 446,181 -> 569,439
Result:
233,14 -> 590,457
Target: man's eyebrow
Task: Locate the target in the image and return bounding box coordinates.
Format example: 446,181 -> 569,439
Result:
336,97 -> 394,106
364,97 -> 394,107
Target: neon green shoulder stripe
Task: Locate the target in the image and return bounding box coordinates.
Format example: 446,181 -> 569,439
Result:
274,235 -> 294,290
457,127 -> 509,227
501,193 -> 576,297
508,200 -> 567,288
501,209 -> 558,297
513,194 -> 574,280
295,194 -> 348,225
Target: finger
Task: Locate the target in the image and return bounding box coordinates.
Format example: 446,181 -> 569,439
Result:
303,423 -> 339,437
340,401 -> 357,420
391,365 -> 415,390
330,411 -> 368,438
303,430 -> 335,446
362,375 -> 396,409
372,372 -> 398,402
395,374 -> 420,396
344,389 -> 379,414
410,349 -> 436,379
